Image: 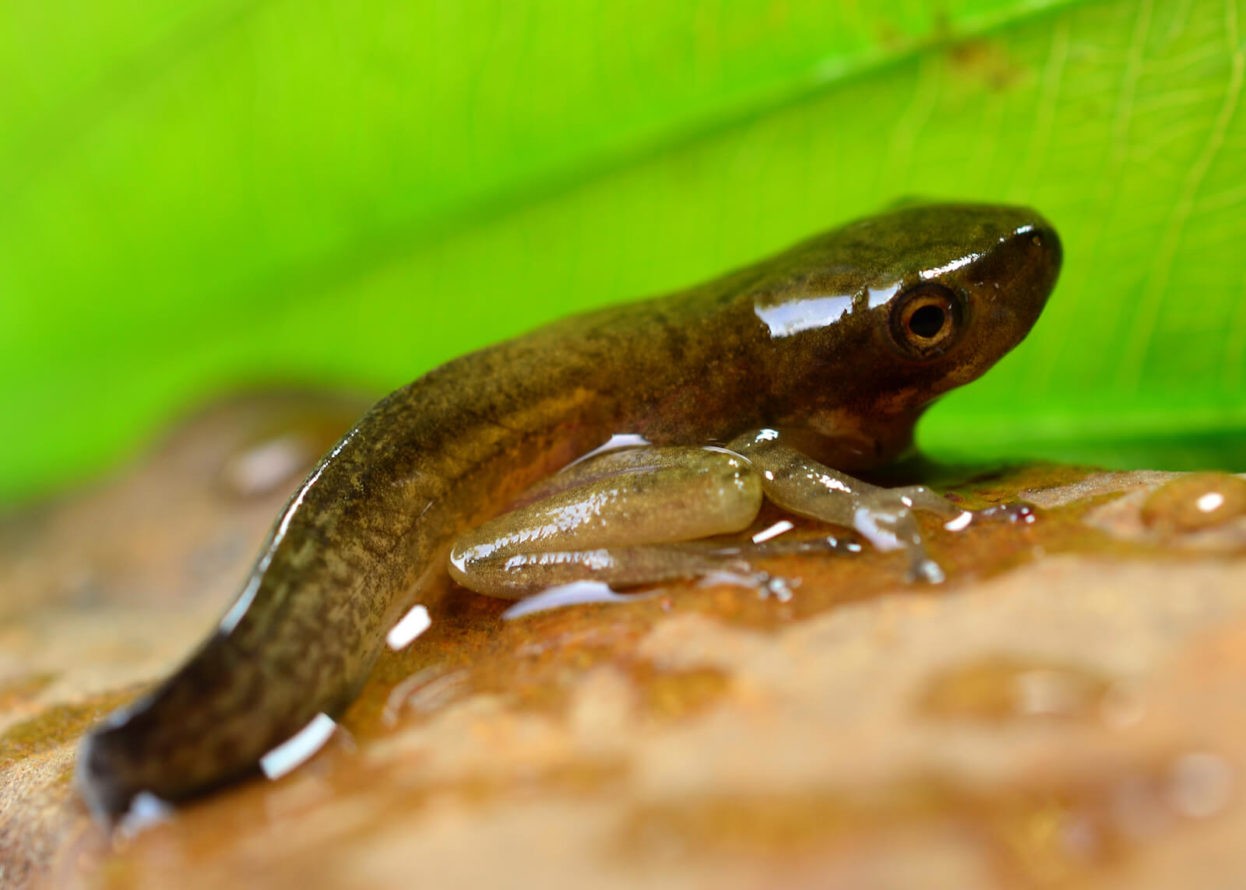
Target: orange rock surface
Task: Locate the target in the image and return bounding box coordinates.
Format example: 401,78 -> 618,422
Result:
2,393 -> 1244,889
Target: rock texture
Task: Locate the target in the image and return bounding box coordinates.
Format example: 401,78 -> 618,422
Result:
2,394 -> 1244,890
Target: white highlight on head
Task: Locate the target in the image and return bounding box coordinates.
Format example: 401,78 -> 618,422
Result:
259,713 -> 338,780
386,604 -> 432,651
755,294 -> 854,338
920,253 -> 979,280
867,282 -> 901,308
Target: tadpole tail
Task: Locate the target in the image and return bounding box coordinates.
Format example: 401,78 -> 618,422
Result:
75,619 -> 373,819
72,357 -> 614,820
73,398 -> 431,820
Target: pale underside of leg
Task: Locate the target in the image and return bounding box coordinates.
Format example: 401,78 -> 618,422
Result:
449,447 -> 764,598
449,430 -> 977,599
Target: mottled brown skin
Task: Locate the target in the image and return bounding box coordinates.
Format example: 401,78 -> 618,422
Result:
76,203 -> 1061,818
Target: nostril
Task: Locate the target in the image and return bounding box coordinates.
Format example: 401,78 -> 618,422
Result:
1015,223 -> 1063,280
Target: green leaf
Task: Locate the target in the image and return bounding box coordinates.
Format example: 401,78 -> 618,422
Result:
2,0 -> 1244,502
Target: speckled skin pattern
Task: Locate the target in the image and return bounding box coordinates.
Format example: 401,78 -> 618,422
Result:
76,203 -> 1061,818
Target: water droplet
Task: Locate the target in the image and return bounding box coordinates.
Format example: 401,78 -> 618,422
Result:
219,433 -> 314,499
918,656 -> 1112,723
1140,473 -> 1246,533
1166,752 -> 1234,819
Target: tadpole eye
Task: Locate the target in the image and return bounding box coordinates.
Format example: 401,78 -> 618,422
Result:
889,283 -> 963,358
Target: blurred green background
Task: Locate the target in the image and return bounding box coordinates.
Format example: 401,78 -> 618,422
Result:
2,0 -> 1244,504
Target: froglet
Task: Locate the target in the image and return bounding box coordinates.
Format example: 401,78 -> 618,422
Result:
76,203 -> 1061,818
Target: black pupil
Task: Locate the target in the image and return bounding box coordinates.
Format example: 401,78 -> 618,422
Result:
909,303 -> 946,339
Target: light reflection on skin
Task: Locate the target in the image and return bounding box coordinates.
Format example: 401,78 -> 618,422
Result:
920,253 -> 980,280
259,713 -> 338,781
502,580 -> 655,620
566,433 -> 653,467
1197,492 -> 1225,513
867,281 -> 901,308
755,278 -> 912,337
754,294 -> 855,338
751,519 -> 795,543
386,604 -> 432,650
944,511 -> 974,532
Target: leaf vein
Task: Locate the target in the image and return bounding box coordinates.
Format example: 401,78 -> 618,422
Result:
1117,0 -> 1244,391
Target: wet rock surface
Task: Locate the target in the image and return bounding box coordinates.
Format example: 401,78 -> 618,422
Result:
2,394 -> 1244,889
